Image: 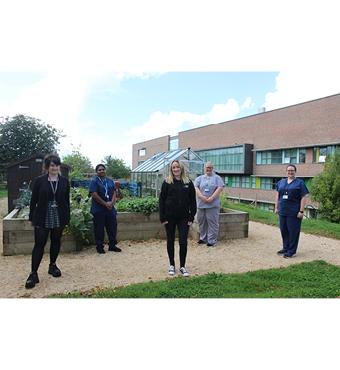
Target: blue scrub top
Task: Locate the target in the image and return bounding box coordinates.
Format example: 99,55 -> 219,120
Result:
276,178 -> 309,217
89,176 -> 116,214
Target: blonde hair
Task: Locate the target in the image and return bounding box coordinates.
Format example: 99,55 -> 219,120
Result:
166,160 -> 190,184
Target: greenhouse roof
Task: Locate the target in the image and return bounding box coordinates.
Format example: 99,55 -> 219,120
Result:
132,149 -> 203,173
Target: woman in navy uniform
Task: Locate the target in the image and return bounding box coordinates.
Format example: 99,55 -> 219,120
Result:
275,164 -> 309,258
89,164 -> 121,254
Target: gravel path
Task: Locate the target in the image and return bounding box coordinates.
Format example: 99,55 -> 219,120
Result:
1,197 -> 340,298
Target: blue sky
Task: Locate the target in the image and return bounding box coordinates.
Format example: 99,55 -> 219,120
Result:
1,70 -> 340,168
80,72 -> 278,133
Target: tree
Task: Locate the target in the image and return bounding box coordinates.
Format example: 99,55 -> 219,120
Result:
310,151 -> 340,223
62,147 -> 94,180
103,155 -> 131,179
0,114 -> 63,166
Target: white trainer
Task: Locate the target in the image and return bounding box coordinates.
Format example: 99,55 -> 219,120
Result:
168,265 -> 176,276
179,267 -> 190,277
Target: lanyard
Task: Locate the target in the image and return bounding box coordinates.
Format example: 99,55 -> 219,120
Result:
284,178 -> 295,194
48,178 -> 59,202
97,176 -> 109,199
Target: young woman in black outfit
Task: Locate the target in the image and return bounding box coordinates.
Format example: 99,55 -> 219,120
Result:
25,154 -> 70,289
159,160 -> 197,277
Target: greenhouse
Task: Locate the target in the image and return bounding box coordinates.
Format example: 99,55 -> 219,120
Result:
131,148 -> 204,196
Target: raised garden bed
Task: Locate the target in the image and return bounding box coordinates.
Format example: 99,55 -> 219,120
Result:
2,208 -> 248,256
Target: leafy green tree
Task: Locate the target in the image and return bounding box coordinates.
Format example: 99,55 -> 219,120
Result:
103,155 -> 131,179
63,147 -> 94,180
310,151 -> 340,222
0,114 -> 63,166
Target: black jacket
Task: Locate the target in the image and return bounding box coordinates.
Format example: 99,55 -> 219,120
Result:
29,174 -> 70,227
159,179 -> 197,223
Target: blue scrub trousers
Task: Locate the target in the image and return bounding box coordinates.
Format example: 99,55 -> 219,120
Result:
93,210 -> 117,250
279,215 -> 302,256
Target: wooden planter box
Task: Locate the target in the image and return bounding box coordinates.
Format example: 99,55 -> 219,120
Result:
190,208 -> 249,240
2,208 -> 248,255
117,212 -> 166,240
2,208 -> 78,256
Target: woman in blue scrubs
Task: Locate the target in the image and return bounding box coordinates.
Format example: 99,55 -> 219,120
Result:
275,164 -> 309,258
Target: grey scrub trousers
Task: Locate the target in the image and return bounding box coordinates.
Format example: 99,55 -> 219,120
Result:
197,207 -> 220,245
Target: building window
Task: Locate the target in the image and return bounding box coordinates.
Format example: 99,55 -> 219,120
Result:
260,177 -> 272,190
241,176 -> 250,188
196,146 -> 244,173
256,150 -> 282,164
283,148 -> 297,164
169,137 -> 179,151
139,148 -> 146,157
313,146 -> 337,163
257,148 -> 307,165
299,148 -> 306,163
251,177 -> 256,189
231,176 -> 241,188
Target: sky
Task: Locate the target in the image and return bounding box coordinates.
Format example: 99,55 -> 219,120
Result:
1,0 -> 340,368
1,1 -> 340,169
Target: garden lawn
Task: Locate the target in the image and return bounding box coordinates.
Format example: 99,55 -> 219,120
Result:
54,261 -> 340,298
0,189 -> 7,199
225,202 -> 340,240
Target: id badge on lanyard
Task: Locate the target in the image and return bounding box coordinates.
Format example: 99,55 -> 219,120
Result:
203,177 -> 210,195
98,177 -> 110,200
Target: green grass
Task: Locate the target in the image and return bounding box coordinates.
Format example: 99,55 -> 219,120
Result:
225,202 -> 340,240
53,261 -> 340,298
0,189 -> 7,199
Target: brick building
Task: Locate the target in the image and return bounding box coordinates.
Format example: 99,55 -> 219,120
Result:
132,93 -> 340,214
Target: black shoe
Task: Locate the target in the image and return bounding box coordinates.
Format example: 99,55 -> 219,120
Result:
283,253 -> 295,258
48,263 -> 62,277
207,243 -> 215,247
277,249 -> 287,255
96,248 -> 106,254
25,272 -> 39,289
108,246 -> 122,252
197,240 -> 206,245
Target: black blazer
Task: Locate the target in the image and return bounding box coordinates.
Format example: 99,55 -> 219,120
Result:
29,174 -> 70,227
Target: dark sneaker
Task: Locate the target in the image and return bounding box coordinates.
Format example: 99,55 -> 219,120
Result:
48,263 -> 62,277
207,243 -> 215,247
197,240 -> 206,245
25,272 -> 39,289
277,249 -> 287,255
96,248 -> 106,254
283,253 -> 295,258
108,246 -> 122,252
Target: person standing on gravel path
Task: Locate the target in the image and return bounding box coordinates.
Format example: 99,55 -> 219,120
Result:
89,164 -> 121,254
275,164 -> 309,258
159,160 -> 197,277
194,162 -> 225,247
25,154 -> 70,289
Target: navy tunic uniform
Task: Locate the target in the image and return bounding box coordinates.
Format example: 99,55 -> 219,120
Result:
276,178 -> 309,256
89,176 -> 117,250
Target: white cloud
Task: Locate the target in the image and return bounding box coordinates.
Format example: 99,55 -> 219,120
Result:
125,97 -> 253,145
264,69 -> 340,111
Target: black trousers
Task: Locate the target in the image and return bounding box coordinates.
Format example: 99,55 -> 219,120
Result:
164,218 -> 189,268
31,226 -> 64,273
93,210 -> 117,250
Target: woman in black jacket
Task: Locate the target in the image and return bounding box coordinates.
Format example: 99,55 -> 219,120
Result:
159,160 -> 196,277
25,154 -> 70,289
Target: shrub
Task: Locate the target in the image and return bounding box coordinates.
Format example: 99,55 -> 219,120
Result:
66,187 -> 94,246
116,196 -> 159,215
310,151 -> 340,223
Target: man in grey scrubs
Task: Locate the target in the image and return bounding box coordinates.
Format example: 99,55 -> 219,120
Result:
194,162 -> 225,246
